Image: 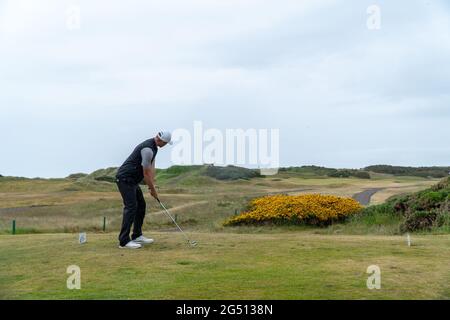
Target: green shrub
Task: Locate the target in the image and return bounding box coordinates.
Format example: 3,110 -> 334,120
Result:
205,165 -> 261,180
400,210 -> 438,232
436,210 -> 450,228
353,171 -> 371,179
416,190 -> 448,208
356,177 -> 450,233
66,173 -> 88,179
165,165 -> 203,175
328,170 -> 351,178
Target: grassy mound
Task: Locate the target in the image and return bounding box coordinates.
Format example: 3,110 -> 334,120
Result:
85,167 -> 118,183
279,166 -> 371,179
224,194 -> 362,226
365,165 -> 450,178
204,165 -> 261,180
78,165 -> 260,184
66,173 -> 88,179
155,165 -> 204,184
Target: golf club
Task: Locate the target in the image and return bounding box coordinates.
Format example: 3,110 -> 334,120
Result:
156,198 -> 198,247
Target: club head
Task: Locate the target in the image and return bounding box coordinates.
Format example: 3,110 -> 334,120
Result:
188,240 -> 198,247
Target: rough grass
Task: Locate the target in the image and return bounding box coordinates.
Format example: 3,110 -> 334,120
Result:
322,205 -> 404,235
0,173 -> 440,235
1,232 -> 449,300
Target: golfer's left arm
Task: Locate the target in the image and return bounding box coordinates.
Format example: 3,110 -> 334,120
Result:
141,148 -> 158,199
151,158 -> 156,182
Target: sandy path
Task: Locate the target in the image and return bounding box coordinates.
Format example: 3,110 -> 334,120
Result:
150,200 -> 209,216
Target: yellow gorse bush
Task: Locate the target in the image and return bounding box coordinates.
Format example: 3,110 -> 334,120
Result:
224,194 -> 362,226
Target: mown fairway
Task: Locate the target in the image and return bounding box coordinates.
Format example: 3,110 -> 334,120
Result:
1,232 -> 449,299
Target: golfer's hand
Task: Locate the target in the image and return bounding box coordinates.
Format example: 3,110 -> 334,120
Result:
150,189 -> 159,200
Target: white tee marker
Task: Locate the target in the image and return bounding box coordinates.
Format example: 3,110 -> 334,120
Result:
79,232 -> 87,244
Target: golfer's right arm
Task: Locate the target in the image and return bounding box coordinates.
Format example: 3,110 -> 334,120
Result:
141,148 -> 158,199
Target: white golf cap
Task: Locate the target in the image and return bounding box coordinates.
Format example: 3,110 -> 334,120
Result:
157,131 -> 173,144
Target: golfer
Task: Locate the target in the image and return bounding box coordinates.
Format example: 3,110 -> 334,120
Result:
115,131 -> 172,249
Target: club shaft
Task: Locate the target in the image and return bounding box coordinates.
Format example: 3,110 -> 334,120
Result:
159,201 -> 190,242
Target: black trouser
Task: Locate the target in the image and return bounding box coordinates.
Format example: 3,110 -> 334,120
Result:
116,179 -> 146,246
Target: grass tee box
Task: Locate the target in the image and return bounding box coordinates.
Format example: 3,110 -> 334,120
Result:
1,232 -> 449,300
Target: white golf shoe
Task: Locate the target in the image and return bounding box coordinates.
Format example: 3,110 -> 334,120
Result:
119,240 -> 142,249
133,235 -> 154,245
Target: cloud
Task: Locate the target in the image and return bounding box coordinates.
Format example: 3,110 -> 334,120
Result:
0,0 -> 449,177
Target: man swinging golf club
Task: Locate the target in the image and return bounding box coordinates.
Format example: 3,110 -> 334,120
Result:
115,131 -> 172,249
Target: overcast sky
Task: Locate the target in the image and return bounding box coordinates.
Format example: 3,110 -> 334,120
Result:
1,0 -> 449,178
